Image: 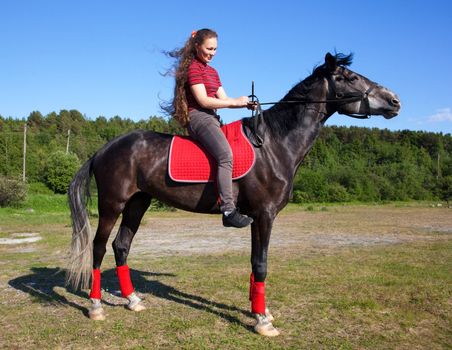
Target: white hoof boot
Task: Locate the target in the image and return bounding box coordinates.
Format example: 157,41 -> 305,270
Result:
265,308 -> 275,322
254,313 -> 280,337
89,298 -> 106,321
126,292 -> 146,312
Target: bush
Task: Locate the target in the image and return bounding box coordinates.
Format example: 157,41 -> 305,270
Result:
0,177 -> 27,207
295,169 -> 329,202
327,183 -> 350,202
44,151 -> 81,194
292,190 -> 310,203
150,199 -> 176,211
28,182 -> 54,195
437,176 -> 452,204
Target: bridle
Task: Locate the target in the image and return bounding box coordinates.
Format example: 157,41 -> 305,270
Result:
251,74 -> 376,118
325,72 -> 375,119
246,70 -> 377,147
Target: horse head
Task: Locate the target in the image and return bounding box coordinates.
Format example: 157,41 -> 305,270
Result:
322,52 -> 401,119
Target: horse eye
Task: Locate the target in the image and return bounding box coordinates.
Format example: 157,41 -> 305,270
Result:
335,76 -> 344,82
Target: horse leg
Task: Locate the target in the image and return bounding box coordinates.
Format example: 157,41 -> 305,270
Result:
112,192 -> 151,312
89,204 -> 124,320
250,212 -> 280,337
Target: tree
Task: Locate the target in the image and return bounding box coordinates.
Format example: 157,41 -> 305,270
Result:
27,111 -> 44,128
44,151 -> 81,193
437,176 -> 452,206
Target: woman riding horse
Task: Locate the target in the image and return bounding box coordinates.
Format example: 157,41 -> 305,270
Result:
67,51 -> 400,336
164,28 -> 255,228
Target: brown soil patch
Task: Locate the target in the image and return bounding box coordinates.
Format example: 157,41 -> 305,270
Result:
120,206 -> 451,257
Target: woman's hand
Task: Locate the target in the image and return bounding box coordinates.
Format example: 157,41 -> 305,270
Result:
233,96 -> 258,110
234,96 -> 250,107
247,101 -> 258,111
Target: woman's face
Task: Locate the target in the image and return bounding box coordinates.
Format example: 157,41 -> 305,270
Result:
195,37 -> 217,64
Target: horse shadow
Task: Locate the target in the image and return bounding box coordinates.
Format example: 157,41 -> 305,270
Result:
8,267 -> 253,330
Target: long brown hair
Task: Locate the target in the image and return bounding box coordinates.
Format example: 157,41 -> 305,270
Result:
162,28 -> 218,127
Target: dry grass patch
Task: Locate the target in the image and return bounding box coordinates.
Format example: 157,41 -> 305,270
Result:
0,204 -> 450,349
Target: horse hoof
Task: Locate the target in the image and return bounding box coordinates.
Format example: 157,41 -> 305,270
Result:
127,302 -> 146,312
126,292 -> 146,312
265,308 -> 274,322
254,322 -> 280,337
89,307 -> 106,321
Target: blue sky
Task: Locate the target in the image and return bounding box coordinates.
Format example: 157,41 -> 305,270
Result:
1,0 -> 451,134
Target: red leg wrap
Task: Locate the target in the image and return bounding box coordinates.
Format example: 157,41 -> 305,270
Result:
116,264 -> 134,297
89,269 -> 101,299
251,281 -> 266,314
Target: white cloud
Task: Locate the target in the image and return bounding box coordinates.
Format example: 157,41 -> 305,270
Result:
426,108 -> 452,123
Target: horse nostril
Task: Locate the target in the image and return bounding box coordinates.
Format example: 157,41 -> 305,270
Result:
391,98 -> 400,106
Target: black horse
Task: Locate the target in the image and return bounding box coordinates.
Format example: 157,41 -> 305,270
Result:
67,53 -> 400,336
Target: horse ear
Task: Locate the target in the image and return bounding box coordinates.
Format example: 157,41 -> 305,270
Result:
325,52 -> 337,72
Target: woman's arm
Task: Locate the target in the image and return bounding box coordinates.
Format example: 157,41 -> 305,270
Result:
190,84 -> 249,109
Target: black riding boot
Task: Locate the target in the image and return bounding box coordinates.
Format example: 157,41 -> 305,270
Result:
222,209 -> 253,228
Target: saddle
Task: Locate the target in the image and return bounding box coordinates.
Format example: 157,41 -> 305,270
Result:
168,120 -> 255,183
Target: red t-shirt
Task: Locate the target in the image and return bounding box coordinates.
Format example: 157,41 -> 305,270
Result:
186,57 -> 222,111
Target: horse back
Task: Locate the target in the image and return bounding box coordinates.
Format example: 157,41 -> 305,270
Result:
92,130 -> 173,199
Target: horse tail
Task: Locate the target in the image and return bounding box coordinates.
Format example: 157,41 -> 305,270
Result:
66,156 -> 95,290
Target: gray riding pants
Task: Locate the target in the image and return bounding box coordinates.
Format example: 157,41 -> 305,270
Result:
187,110 -> 235,213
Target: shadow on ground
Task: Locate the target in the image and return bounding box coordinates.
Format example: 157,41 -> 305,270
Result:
8,267 -> 253,330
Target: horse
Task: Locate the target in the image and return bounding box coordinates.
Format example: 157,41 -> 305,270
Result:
67,52 -> 400,336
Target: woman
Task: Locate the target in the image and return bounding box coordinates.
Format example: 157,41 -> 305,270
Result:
165,28 -> 254,228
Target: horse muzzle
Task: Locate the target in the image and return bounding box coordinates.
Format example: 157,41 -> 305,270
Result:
381,93 -> 401,119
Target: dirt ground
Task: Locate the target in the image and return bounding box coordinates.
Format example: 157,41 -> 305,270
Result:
124,205 -> 452,257
1,205 -> 450,257
0,204 -> 450,350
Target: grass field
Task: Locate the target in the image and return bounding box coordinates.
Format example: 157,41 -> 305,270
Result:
0,196 -> 451,349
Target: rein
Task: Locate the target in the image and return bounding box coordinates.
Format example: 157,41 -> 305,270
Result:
250,88 -> 374,118
254,92 -> 366,107
246,79 -> 376,147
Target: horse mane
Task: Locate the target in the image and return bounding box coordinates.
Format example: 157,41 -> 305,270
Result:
261,53 -> 354,137
312,52 -> 353,76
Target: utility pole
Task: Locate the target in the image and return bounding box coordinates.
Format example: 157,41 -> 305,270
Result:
22,123 -> 27,182
66,129 -> 71,154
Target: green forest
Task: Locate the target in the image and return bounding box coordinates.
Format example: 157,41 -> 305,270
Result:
1,109 -> 451,205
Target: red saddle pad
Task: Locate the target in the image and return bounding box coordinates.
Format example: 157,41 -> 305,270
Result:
168,120 -> 255,183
